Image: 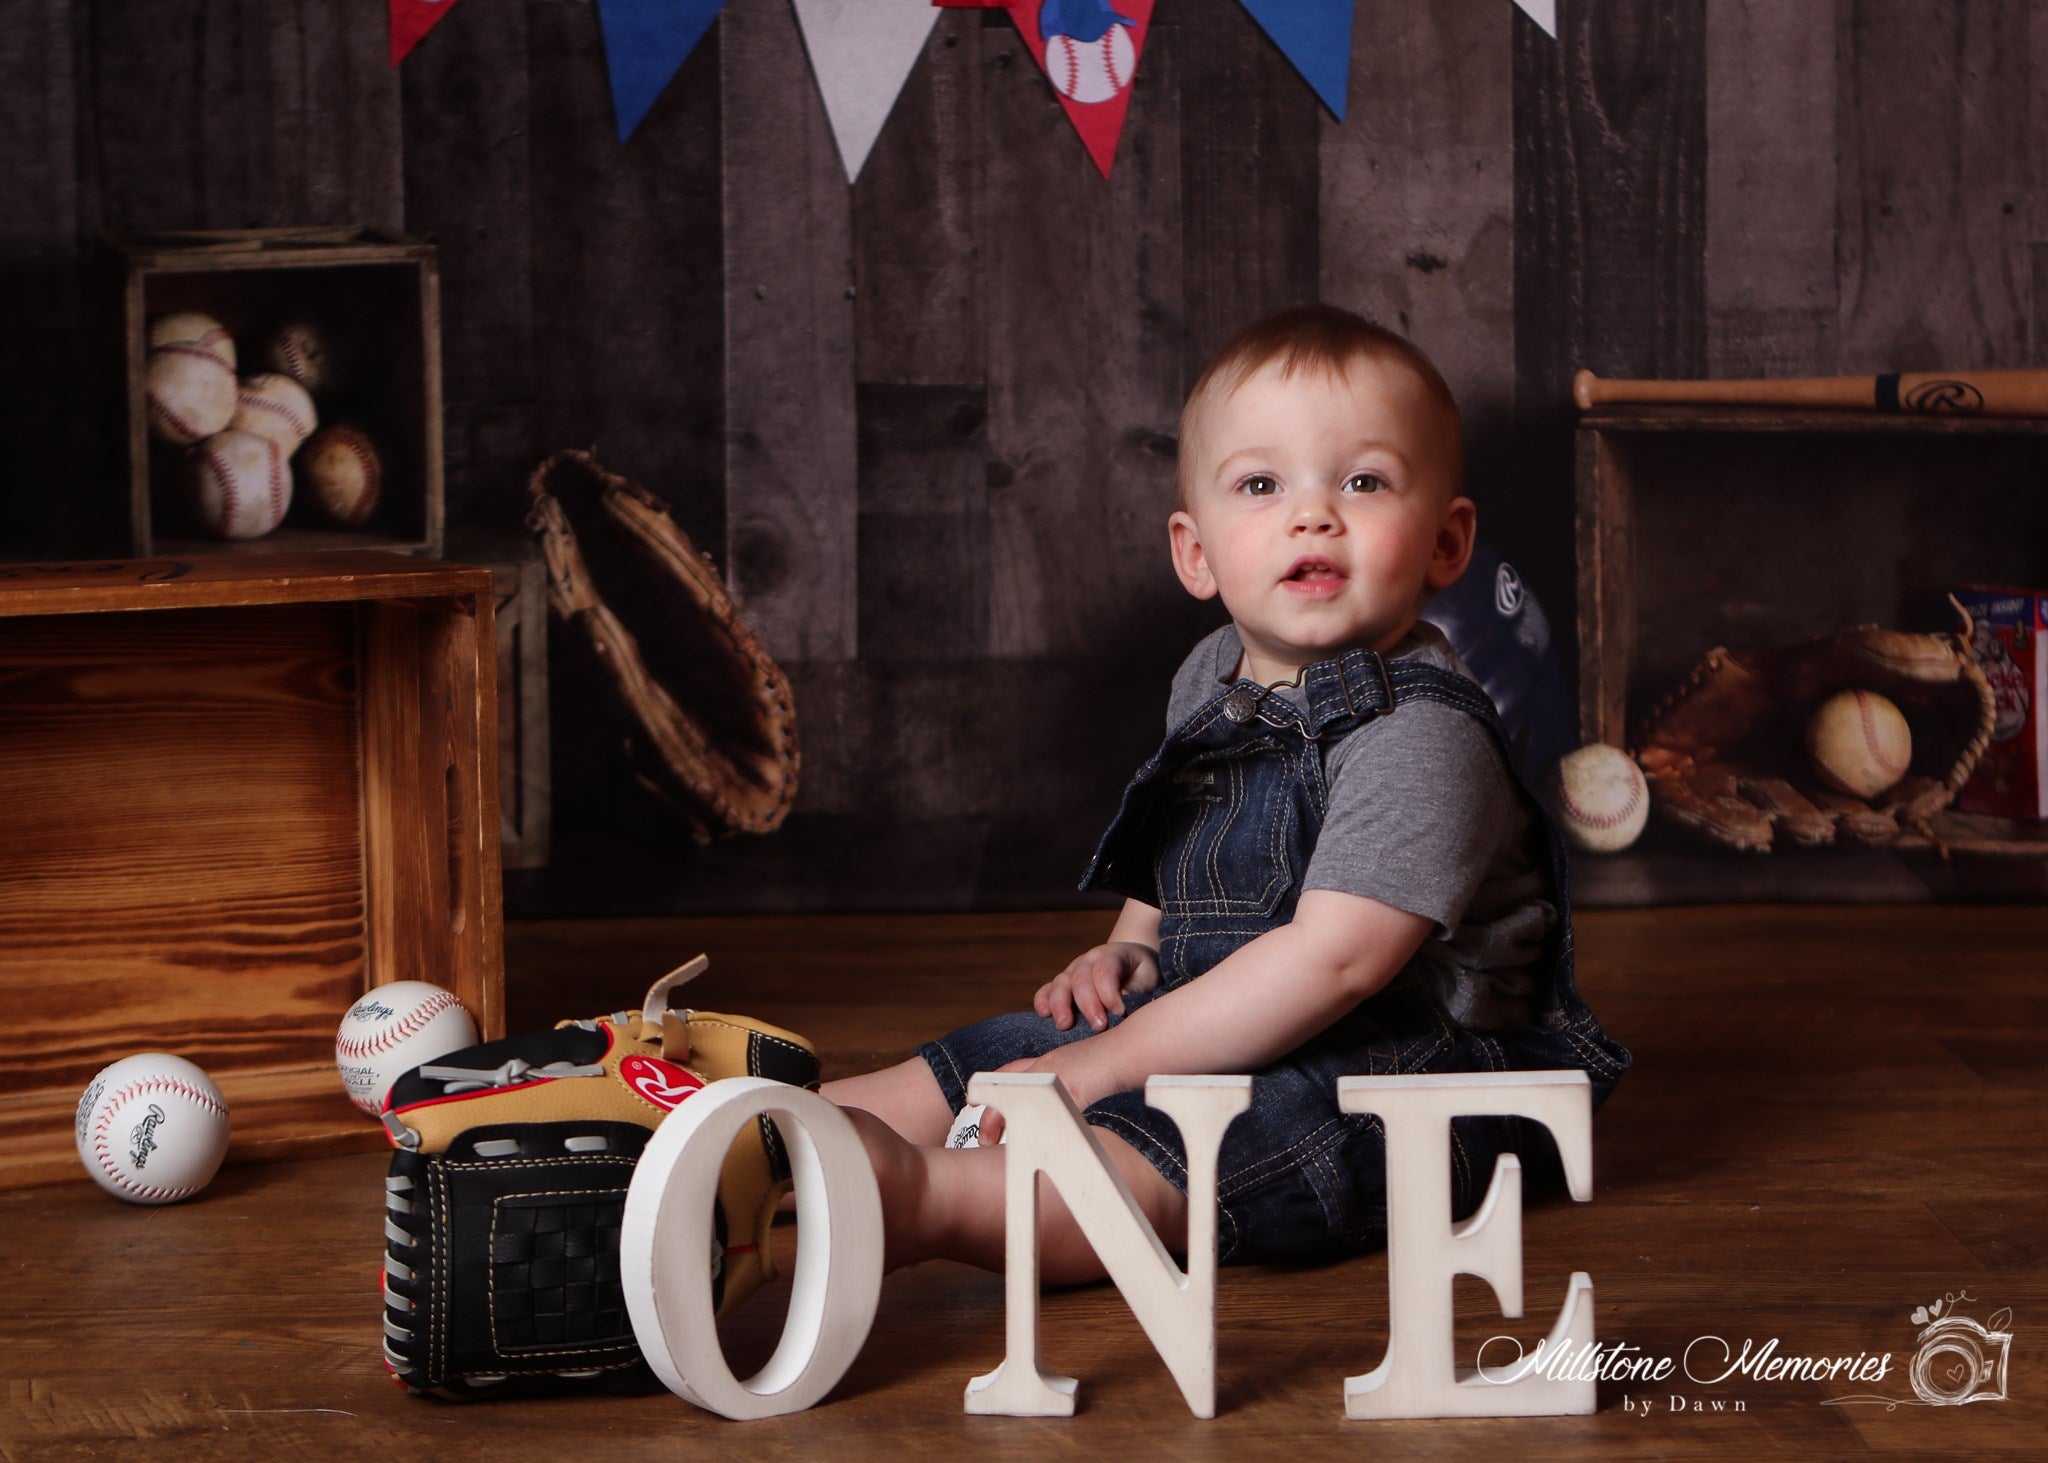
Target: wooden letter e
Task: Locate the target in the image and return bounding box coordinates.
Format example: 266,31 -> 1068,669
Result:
1337,1070 -> 1596,1419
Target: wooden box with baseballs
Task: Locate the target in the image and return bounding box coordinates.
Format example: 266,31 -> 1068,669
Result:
115,228 -> 443,559
0,554 -> 503,1190
1573,395 -> 2048,882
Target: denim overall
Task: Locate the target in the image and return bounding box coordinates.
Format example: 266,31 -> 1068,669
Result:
919,645 -> 1632,1264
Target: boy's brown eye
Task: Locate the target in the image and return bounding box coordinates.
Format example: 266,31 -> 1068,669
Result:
1239,475 -> 1279,496
1345,473 -> 1388,494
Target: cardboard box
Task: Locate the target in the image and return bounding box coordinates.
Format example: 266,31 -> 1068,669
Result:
114,228 -> 443,558
0,554 -> 503,1188
1956,586 -> 2048,820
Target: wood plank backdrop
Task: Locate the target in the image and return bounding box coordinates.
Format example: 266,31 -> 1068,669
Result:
2,0 -> 2045,913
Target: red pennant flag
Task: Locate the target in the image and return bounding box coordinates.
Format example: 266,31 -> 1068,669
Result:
390,0 -> 462,66
942,0 -> 1154,177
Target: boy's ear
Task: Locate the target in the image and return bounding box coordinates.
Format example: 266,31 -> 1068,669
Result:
1424,495 -> 1478,593
1168,510 -> 1219,600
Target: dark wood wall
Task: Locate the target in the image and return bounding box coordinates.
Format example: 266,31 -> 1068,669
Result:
3,1 -> 2044,914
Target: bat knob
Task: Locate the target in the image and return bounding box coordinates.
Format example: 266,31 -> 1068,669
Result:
1572,369 -> 1599,410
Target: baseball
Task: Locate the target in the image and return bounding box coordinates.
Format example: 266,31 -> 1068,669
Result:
75,1053 -> 230,1205
145,345 -> 237,446
1554,743 -> 1651,853
299,426 -> 382,527
147,310 -> 235,370
335,981 -> 479,1117
265,320 -> 334,396
228,372 -> 318,453
1806,689 -> 1912,798
1043,24 -> 1136,105
190,428 -> 291,539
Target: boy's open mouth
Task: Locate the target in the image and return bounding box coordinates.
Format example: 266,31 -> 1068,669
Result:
1283,557 -> 1346,594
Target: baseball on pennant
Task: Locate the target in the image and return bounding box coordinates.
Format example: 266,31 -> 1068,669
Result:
336,981 -> 479,1118
145,345 -> 238,447
75,1053 -> 231,1205
1043,22 -> 1137,105
299,426 -> 382,528
229,372 -> 318,453
1805,689 -> 1912,799
190,428 -> 292,540
1553,743 -> 1651,852
147,310 -> 236,371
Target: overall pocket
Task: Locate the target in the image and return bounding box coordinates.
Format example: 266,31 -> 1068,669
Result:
1149,737 -> 1304,917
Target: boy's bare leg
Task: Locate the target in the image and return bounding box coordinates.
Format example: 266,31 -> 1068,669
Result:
839,1107 -> 1190,1284
819,1057 -> 955,1146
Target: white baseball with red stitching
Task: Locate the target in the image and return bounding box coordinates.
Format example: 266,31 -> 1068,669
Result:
75,1053 -> 230,1205
300,426 -> 383,528
145,346 -> 237,447
1045,25 -> 1135,105
1806,689 -> 1912,799
190,428 -> 291,539
1555,743 -> 1650,853
148,311 -> 236,371
229,372 -> 318,452
335,981 -> 479,1117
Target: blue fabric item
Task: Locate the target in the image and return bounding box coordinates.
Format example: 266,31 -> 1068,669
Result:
920,648 -> 1631,1265
1238,0 -> 1355,119
1039,0 -> 1137,44
598,0 -> 728,141
1421,537 -> 1577,790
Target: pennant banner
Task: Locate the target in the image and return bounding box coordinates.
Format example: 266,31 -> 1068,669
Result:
793,0 -> 942,183
598,0 -> 730,140
388,0 -> 462,66
996,0 -> 1155,178
1238,1 -> 1353,120
1513,0 -> 1557,38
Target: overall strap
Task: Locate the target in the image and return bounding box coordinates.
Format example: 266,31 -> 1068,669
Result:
1302,653 -> 1500,738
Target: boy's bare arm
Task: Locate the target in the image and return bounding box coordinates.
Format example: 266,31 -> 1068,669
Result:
991,890 -> 1432,1129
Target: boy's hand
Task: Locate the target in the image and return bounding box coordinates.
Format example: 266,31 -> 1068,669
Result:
1033,940 -> 1160,1033
976,1040 -> 1131,1146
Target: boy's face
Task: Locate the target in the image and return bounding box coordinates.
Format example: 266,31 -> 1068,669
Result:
1169,355 -> 1475,682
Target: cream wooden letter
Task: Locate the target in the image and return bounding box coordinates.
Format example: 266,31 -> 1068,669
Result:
962,1072 -> 1252,1419
621,1076 -> 884,1419
1336,1070 -> 1596,1419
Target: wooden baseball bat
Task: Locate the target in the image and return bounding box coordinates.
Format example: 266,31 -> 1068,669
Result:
1573,367 -> 2048,417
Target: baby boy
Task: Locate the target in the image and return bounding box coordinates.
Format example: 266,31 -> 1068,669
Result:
818,305 -> 1630,1280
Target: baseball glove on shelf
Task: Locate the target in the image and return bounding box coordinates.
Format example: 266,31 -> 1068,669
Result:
1633,625 -> 1995,852
378,956 -> 819,1399
528,449 -> 798,840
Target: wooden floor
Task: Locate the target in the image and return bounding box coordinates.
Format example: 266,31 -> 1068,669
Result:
4,906 -> 2044,1461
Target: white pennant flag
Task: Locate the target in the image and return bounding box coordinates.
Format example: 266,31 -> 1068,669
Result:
791,0 -> 942,183
1512,0 -> 1556,38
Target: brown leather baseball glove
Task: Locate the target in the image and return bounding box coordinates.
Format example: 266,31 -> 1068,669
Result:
1633,626 -> 1995,852
527,450 -> 798,839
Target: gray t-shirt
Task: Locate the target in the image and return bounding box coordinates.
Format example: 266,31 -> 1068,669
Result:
1165,622 -> 1548,1029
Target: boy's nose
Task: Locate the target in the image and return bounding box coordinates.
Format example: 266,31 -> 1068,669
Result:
1290,488 -> 1341,533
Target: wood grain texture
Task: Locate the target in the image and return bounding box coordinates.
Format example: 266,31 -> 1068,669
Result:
983,16 -> 1185,660
1324,0 -> 1515,456
1703,1 -> 1839,376
856,384 -> 992,662
1,906 -> 2042,1457
1836,2 -> 2031,370
526,0 -> 726,561
1177,0 -> 1320,381
77,0 -> 401,235
851,14 -> 987,387
722,0 -> 858,662
400,0 -> 536,533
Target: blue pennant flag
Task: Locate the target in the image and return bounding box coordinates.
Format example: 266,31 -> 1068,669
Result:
598,0 -> 729,140
1238,0 -> 1354,119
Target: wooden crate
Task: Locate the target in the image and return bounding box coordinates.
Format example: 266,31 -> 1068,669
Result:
0,554 -> 503,1188
487,554 -> 551,871
115,227 -> 443,558
1574,404 -> 2048,897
